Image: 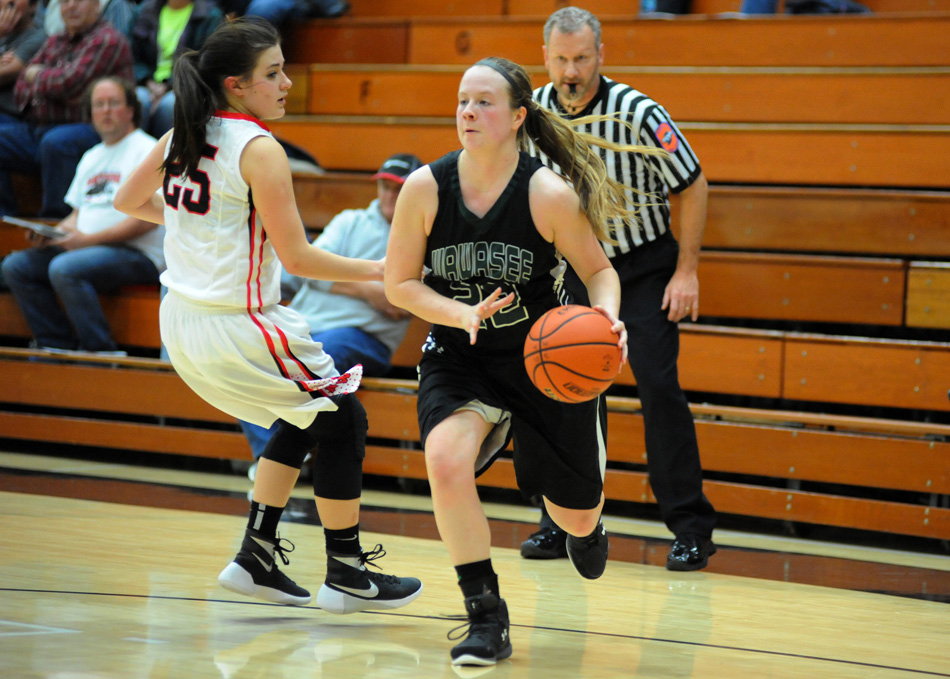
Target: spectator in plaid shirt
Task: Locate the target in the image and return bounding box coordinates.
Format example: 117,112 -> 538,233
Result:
0,0 -> 132,218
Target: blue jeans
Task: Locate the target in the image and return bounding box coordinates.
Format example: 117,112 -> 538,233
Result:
239,326 -> 392,459
0,118 -> 100,218
1,244 -> 160,351
136,86 -> 176,138
244,0 -> 303,28
740,0 -> 778,11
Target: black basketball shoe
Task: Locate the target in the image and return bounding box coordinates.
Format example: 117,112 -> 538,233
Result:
218,530 -> 312,605
566,521 -> 609,580
316,544 -> 423,615
520,525 -> 568,559
449,592 -> 512,666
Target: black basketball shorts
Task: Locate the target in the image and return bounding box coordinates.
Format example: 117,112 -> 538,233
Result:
416,344 -> 606,510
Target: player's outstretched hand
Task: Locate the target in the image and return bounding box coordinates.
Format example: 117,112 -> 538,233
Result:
592,305 -> 628,365
466,287 -> 515,345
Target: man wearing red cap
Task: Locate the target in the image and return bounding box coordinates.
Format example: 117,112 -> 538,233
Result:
239,153 -> 422,472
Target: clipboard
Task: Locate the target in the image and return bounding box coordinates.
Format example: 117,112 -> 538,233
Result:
3,216 -> 66,239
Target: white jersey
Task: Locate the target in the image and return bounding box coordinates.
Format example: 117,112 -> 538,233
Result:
160,112 -> 281,308
156,111 -> 359,430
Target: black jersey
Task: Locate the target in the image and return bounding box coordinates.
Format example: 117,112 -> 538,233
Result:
423,150 -> 568,355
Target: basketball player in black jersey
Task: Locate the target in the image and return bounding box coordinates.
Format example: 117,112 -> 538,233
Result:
385,57 -> 666,667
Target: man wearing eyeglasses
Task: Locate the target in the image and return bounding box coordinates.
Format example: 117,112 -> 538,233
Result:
1,76 -> 162,356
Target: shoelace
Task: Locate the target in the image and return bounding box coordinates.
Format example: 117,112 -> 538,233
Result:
271,534 -> 297,566
358,544 -> 401,584
446,612 -> 495,642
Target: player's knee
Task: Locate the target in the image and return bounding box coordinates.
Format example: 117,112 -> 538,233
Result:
305,393 -> 367,461
260,421 -> 313,469
308,396 -> 366,498
547,503 -> 600,537
424,437 -> 475,488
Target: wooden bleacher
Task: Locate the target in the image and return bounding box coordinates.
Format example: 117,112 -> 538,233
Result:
288,174 -> 950,258
2,347 -> 948,540
284,13 -> 950,66
271,117 -> 950,188
298,64 -> 950,125
342,0 -> 950,18
2,10 -> 948,543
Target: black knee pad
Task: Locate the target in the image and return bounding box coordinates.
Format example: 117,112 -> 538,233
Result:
305,394 -> 368,500
260,420 -> 314,469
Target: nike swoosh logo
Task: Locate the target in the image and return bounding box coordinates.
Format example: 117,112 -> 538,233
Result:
253,553 -> 273,573
331,581 -> 380,598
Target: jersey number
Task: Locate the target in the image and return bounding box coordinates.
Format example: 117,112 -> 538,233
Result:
163,144 -> 218,215
450,282 -> 529,330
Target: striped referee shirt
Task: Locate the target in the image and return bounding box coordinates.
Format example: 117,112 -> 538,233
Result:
530,76 -> 702,257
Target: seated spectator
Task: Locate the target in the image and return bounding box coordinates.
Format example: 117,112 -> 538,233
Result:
129,0 -> 222,137
239,153 -> 421,474
1,76 -> 163,355
241,0 -> 348,32
0,0 -> 45,119
0,0 -> 132,219
640,0 -> 691,13
39,0 -> 134,37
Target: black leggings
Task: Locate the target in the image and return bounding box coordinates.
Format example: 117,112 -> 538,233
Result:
260,393 -> 368,500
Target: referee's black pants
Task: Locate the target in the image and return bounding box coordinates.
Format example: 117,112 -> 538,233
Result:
568,230 -> 716,539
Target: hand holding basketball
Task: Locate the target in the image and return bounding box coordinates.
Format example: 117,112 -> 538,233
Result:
524,305 -> 625,403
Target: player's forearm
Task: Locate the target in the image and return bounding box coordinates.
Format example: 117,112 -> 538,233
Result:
386,278 -> 469,330
330,280 -> 380,301
582,267 -> 621,318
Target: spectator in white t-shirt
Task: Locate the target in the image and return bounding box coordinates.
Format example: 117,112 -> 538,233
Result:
1,76 -> 163,355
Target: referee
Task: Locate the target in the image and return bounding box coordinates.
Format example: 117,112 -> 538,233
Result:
522,6 -> 717,571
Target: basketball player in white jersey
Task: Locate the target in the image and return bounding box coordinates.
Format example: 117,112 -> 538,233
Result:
115,18 -> 422,615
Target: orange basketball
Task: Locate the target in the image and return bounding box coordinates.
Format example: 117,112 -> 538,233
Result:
523,305 -> 623,403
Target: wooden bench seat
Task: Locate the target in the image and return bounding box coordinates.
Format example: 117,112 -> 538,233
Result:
5,273 -> 949,404
0,287 -> 162,350
1,349 -> 947,539
268,117 -> 950,188
784,333 -> 950,410
298,64 -> 950,126
344,0 -> 950,18
905,262 -> 950,329
0,349 -> 251,459
288,174 -> 950,259
698,251 -> 906,325
284,14 -> 950,67
0,248 -> 911,356
357,381 -> 950,539
394,316 -> 950,412
694,186 -> 950,257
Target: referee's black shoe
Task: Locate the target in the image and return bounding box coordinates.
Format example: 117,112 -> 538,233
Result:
520,525 -> 567,559
566,521 -> 609,580
665,534 -> 716,571
449,592 -> 512,666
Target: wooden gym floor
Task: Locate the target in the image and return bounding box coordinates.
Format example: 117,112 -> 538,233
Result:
0,447 -> 947,678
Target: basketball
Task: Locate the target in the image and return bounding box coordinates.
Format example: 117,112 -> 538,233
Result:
523,305 -> 623,403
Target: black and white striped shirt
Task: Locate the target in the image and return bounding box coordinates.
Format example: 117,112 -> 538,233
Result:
531,76 -> 702,257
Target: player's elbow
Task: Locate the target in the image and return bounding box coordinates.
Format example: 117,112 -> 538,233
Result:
383,277 -> 411,312
112,190 -> 133,216
281,255 -> 308,278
